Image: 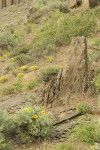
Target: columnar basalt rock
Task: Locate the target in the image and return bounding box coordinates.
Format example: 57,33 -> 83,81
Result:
41,37 -> 95,108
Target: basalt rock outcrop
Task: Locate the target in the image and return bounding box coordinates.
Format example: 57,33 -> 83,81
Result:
41,36 -> 95,108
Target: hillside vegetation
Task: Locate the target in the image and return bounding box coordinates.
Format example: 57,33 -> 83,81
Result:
0,0 -> 100,150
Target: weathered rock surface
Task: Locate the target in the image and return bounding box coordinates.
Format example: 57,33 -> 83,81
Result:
42,36 -> 95,108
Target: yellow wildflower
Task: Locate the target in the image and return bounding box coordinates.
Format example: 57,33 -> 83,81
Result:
0,76 -> 8,83
30,65 -> 39,71
32,115 -> 38,119
23,107 -> 32,111
41,110 -> 46,115
17,73 -> 24,78
20,65 -> 28,71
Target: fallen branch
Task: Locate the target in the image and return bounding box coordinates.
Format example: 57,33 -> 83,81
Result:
53,112 -> 81,126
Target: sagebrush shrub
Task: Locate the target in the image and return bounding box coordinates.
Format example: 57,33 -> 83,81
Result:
0,30 -> 18,51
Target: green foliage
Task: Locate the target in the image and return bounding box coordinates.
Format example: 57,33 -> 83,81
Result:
40,65 -> 60,81
74,123 -> 100,143
94,73 -> 100,91
55,143 -> 73,150
11,44 -> 31,57
76,102 -> 90,114
25,79 -> 39,90
32,8 -> 97,59
0,106 -> 52,149
0,112 -> 15,150
2,80 -> 23,95
0,30 -> 18,51
14,54 -> 30,66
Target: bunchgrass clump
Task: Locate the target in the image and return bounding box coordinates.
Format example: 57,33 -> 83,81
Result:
76,102 -> 90,114
25,78 -> 39,90
40,65 -> 60,81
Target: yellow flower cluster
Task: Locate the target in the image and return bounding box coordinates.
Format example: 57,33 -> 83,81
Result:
32,109 -> 46,120
30,65 -> 39,71
20,65 -> 28,71
17,73 -> 24,78
23,107 -> 32,111
0,75 -> 8,83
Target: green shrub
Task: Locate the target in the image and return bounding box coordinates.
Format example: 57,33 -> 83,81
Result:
0,112 -> 15,150
40,65 -> 60,81
76,102 -> 90,114
14,54 -> 30,66
74,123 -> 100,143
0,30 -> 18,51
55,143 -> 73,150
32,9 -> 96,59
25,79 -> 39,90
15,106 -> 52,143
11,44 -> 31,57
0,106 -> 53,148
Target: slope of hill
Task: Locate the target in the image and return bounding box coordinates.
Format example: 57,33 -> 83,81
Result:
0,0 -> 100,149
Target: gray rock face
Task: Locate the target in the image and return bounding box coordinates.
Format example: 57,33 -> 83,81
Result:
41,36 -> 95,108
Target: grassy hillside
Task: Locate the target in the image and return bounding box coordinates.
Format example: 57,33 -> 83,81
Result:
0,0 -> 100,149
